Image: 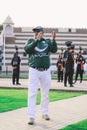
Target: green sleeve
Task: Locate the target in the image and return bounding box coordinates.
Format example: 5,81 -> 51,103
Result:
24,39 -> 37,54
46,39 -> 58,53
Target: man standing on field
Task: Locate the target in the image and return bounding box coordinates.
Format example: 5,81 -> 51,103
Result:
24,26 -> 57,125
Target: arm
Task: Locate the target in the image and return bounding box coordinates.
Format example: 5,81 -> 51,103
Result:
24,39 -> 37,54
51,31 -> 57,53
63,51 -> 69,62
82,57 -> 86,64
51,40 -> 58,53
11,58 -> 13,66
24,31 -> 44,54
47,31 -> 57,53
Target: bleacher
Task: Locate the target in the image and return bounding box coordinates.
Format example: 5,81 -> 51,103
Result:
2,27 -> 86,74
0,16 -> 87,74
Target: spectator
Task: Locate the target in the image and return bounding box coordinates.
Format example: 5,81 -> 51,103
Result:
11,51 -> 21,85
63,41 -> 74,87
74,51 -> 85,83
56,53 -> 64,82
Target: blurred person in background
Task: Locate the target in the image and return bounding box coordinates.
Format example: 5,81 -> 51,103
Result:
11,47 -> 21,85
56,53 -> 64,82
63,41 -> 74,87
74,51 -> 85,83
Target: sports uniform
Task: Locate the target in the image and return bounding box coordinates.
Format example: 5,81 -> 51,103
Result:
11,51 -> 21,85
74,51 -> 85,83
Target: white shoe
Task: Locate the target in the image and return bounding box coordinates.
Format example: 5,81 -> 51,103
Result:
42,115 -> 50,120
28,118 -> 34,125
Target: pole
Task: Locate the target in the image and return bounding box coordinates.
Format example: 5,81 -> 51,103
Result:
3,33 -> 6,66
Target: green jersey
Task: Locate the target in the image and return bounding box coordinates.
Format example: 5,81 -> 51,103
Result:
24,38 -> 57,69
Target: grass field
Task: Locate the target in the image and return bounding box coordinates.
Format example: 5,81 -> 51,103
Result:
0,88 -> 87,113
0,73 -> 87,79
0,88 -> 87,130
60,119 -> 87,130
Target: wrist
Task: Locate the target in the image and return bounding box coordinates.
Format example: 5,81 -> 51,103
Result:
52,39 -> 56,42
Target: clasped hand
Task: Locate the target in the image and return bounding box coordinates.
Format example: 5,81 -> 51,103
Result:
36,31 -> 56,41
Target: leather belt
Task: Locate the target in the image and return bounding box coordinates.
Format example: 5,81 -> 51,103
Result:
33,67 -> 48,71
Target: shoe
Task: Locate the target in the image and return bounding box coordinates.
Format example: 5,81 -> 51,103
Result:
64,84 -> 67,87
70,84 -> 74,87
28,118 -> 34,125
74,80 -> 76,84
16,83 -> 21,85
42,115 -> 50,120
57,80 -> 60,82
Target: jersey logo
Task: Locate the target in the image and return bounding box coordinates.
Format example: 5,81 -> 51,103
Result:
35,43 -> 48,52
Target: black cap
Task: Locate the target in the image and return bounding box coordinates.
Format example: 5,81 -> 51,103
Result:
32,26 -> 43,32
15,45 -> 18,50
79,46 -> 82,51
61,47 -> 64,52
71,44 -> 75,50
65,41 -> 72,48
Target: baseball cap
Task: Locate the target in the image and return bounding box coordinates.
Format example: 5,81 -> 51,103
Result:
71,44 -> 75,50
65,41 -> 72,48
32,26 -> 43,32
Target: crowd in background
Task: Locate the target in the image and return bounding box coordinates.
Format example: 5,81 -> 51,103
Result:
0,39 -> 87,88
56,41 -> 86,87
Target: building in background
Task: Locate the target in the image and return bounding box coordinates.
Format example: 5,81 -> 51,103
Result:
0,16 -> 87,74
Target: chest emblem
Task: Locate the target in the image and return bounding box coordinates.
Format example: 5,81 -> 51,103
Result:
35,43 -> 48,52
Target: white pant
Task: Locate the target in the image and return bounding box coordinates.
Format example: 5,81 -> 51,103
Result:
28,67 -> 51,118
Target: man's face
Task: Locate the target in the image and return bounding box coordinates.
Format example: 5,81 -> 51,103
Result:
60,53 -> 63,58
35,31 -> 44,38
78,52 -> 81,56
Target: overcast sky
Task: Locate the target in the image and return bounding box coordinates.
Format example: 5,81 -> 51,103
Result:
0,0 -> 87,28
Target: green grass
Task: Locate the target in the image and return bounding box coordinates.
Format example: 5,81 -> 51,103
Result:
0,73 -> 87,79
0,73 -> 28,79
60,119 -> 87,130
52,75 -> 87,79
0,88 -> 27,112
0,88 -> 87,113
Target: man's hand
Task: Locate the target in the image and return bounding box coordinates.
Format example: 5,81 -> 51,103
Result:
52,31 -> 56,41
36,32 -> 43,41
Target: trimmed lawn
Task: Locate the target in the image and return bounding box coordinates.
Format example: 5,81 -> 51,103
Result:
60,119 -> 87,130
0,88 -> 87,112
0,73 -> 87,79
